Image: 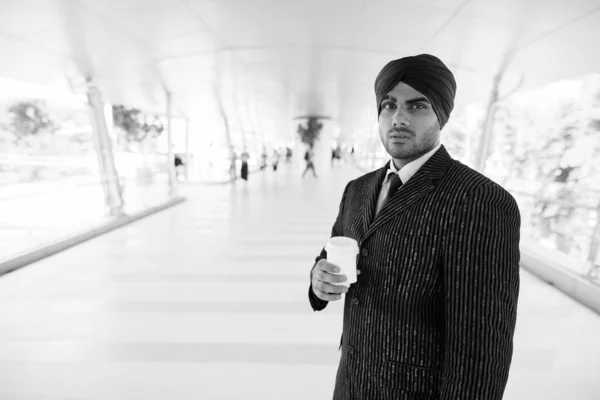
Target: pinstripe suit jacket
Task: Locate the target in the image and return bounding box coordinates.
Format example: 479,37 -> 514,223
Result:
308,145 -> 520,400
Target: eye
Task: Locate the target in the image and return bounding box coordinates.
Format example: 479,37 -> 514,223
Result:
382,101 -> 396,110
410,103 -> 427,110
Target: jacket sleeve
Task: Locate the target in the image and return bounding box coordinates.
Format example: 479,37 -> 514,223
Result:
439,183 -> 521,400
308,181 -> 351,312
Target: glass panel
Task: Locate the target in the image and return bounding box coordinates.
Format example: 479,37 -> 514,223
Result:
483,74 -> 600,282
0,81 -> 172,262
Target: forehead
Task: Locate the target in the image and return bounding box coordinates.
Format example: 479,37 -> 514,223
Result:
386,81 -> 428,101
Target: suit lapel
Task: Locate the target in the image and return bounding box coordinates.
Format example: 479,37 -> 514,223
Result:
356,163 -> 388,241
363,146 -> 453,240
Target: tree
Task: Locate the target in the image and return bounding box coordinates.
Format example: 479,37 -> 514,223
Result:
112,105 -> 165,183
4,100 -> 55,143
2,100 -> 58,180
112,105 -> 164,149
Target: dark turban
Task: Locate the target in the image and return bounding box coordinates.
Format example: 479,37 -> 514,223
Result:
374,54 -> 456,129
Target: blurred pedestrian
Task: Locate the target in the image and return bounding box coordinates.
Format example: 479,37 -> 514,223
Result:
302,146 -> 317,178
240,149 -> 250,181
272,149 -> 280,171
174,154 -> 185,181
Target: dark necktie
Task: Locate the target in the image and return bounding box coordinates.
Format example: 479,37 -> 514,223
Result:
381,173 -> 402,210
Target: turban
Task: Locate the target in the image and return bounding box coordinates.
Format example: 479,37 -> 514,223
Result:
374,54 -> 457,129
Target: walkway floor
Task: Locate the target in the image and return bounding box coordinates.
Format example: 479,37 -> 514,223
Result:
0,162 -> 599,399
0,175 -> 172,262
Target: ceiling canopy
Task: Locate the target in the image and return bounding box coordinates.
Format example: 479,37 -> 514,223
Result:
1,0 -> 599,141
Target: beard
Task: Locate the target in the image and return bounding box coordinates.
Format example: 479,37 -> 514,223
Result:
381,123 -> 440,161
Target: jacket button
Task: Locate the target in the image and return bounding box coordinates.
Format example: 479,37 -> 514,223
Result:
352,298 -> 359,305
361,248 -> 369,257
348,345 -> 355,354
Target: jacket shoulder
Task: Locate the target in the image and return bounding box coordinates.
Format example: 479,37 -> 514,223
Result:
445,160 -> 516,201
342,167 -> 383,195
352,168 -> 381,185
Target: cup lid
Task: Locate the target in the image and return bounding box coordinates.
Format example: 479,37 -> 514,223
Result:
325,236 -> 359,253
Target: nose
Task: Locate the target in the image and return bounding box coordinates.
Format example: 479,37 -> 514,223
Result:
392,107 -> 410,127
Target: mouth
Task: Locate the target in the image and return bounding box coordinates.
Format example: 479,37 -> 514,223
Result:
388,128 -> 412,140
389,134 -> 411,140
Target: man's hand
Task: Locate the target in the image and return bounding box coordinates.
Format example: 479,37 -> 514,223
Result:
311,259 -> 350,301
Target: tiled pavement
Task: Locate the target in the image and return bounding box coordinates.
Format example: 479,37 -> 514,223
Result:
0,162 -> 599,399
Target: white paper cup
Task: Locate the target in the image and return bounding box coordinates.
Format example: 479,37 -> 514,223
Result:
325,236 -> 359,288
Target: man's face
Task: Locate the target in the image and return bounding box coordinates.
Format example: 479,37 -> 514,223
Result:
378,81 -> 441,167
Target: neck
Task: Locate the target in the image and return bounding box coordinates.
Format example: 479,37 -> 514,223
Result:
391,143 -> 440,170
392,153 -> 422,170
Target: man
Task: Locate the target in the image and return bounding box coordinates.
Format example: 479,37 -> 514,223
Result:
308,54 -> 520,400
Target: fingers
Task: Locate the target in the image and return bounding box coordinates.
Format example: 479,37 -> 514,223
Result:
314,260 -> 348,284
318,272 -> 348,284
312,261 -> 349,301
316,280 -> 348,294
314,289 -> 342,302
313,281 -> 347,301
311,260 -> 362,301
317,259 -> 339,274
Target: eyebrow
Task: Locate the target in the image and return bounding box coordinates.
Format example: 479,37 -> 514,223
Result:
381,95 -> 431,105
405,96 -> 431,105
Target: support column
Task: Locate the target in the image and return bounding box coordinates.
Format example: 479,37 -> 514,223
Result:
475,75 -> 501,172
314,120 -> 333,178
86,84 -> 124,216
587,201 -> 600,277
166,91 -> 176,196
474,48 -> 514,173
184,117 -> 190,181
214,86 -> 235,166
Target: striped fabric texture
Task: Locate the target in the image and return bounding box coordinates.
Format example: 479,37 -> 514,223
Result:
308,145 -> 521,400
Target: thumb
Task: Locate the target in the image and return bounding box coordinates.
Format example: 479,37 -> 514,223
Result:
357,269 -> 361,275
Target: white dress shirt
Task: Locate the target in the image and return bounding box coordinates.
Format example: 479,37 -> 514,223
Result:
375,143 -> 442,215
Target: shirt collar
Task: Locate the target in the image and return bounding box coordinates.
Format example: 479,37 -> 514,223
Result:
386,142 -> 442,184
